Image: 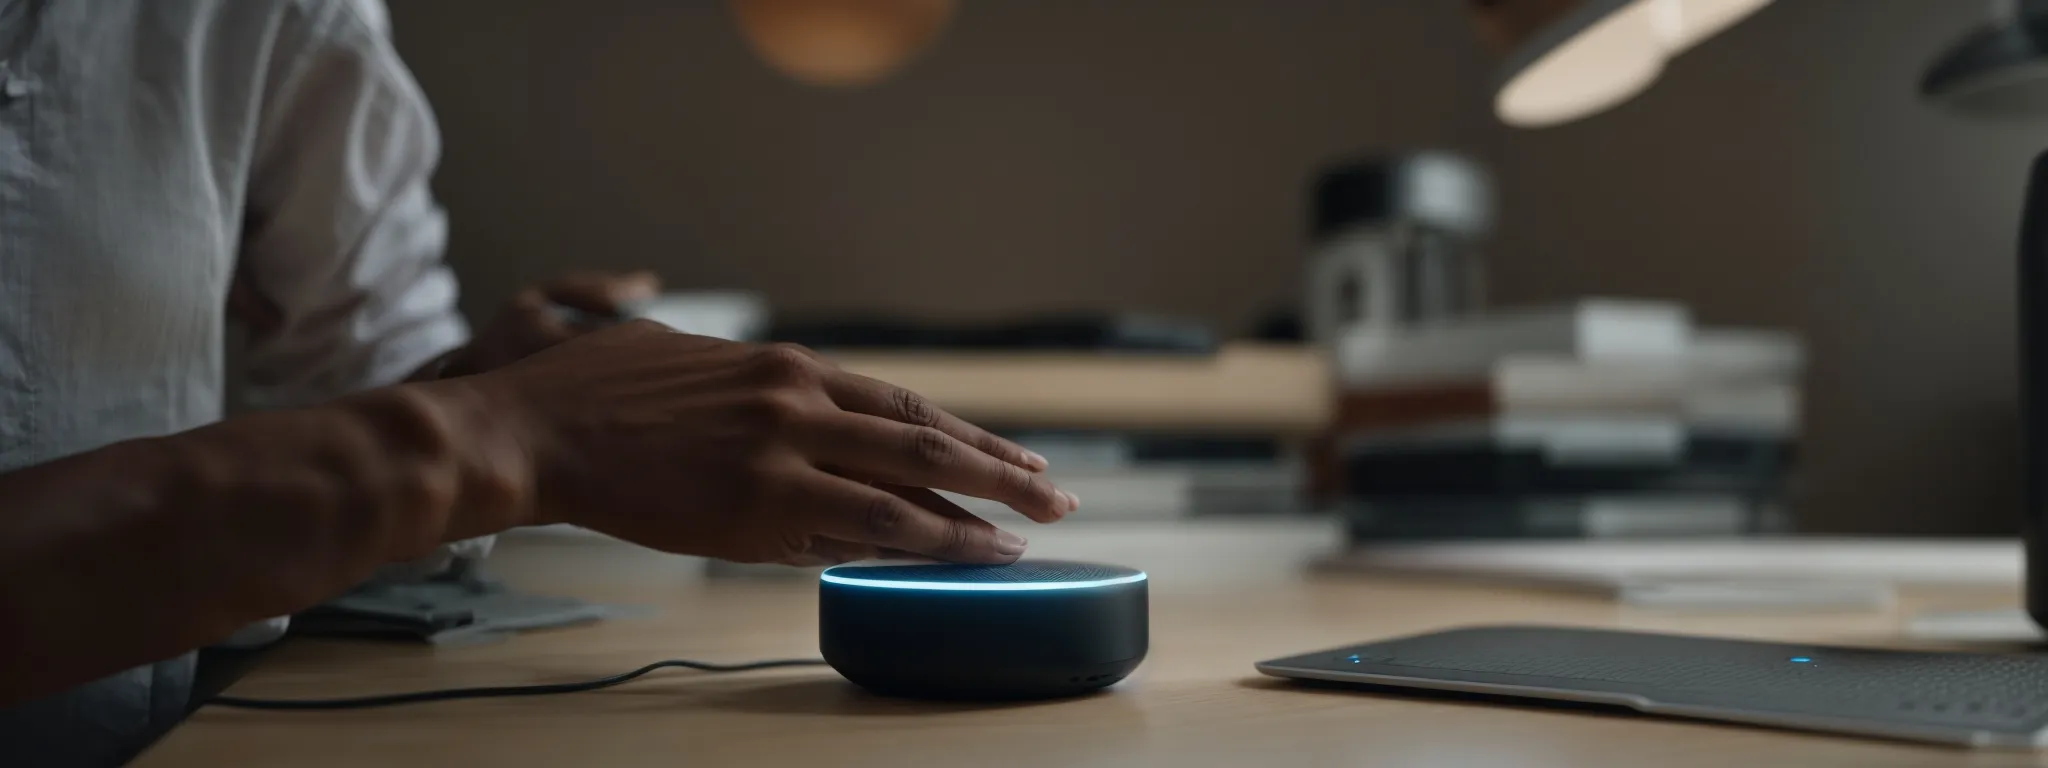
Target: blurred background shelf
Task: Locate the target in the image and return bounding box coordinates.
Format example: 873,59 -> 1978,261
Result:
829,344 -> 1330,435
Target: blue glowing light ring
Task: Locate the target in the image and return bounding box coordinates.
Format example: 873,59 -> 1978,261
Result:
818,569 -> 1148,592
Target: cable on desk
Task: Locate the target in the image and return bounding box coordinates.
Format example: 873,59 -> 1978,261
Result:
207,657 -> 830,710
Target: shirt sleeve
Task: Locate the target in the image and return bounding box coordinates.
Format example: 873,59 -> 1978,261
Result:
233,0 -> 467,409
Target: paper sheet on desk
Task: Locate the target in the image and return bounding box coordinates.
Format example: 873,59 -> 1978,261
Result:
1317,538 -> 2019,609
295,560 -> 649,646
1908,609 -> 2046,642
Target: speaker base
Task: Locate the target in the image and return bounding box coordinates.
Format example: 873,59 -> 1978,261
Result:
830,656 -> 1144,702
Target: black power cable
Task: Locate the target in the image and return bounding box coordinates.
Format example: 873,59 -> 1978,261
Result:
209,658 -> 830,710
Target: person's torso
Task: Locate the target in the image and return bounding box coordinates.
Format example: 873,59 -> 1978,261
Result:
0,1 -> 317,764
0,0 -> 294,471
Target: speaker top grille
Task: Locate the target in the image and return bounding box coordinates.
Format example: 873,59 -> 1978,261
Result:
821,560 -> 1144,590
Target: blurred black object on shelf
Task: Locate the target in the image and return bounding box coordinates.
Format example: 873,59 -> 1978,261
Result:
1336,424 -> 1797,542
1304,152 -> 1492,343
1250,308 -> 1306,343
1341,495 -> 1791,541
767,312 -> 1216,354
1342,432 -> 1793,498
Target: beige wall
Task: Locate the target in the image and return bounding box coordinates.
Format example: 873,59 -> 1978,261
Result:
1477,1 -> 2042,535
388,0 -> 1498,328
389,0 -> 2040,535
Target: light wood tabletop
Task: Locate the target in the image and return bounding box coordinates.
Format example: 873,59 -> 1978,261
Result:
136,527 -> 2048,768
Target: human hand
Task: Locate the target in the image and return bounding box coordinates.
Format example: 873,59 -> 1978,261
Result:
462,320 -> 1076,565
438,271 -> 661,379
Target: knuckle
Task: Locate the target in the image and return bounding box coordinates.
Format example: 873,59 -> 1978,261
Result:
996,464 -> 1039,498
965,432 -> 1009,458
772,531 -> 813,562
890,387 -> 940,428
768,341 -> 817,361
589,317 -> 670,346
936,522 -> 978,560
621,317 -> 667,333
754,344 -> 821,387
907,427 -> 957,468
860,494 -> 908,539
618,317 -> 675,338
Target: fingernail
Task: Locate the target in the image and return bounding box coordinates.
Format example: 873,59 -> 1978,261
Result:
1022,450 -> 1049,471
994,530 -> 1028,556
1062,491 -> 1080,512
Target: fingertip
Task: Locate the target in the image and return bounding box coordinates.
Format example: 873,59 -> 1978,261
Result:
994,529 -> 1028,557
1037,486 -> 1078,522
972,547 -> 1023,566
1020,508 -> 1065,525
621,271 -> 662,300
941,526 -> 1025,565
510,288 -> 552,312
1019,449 -> 1049,472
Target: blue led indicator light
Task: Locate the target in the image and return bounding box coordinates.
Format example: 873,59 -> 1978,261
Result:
819,569 -> 1147,592
1789,657 -> 1812,663
1346,654 -> 1362,664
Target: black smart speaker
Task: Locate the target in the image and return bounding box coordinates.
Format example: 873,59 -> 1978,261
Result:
818,560 -> 1149,700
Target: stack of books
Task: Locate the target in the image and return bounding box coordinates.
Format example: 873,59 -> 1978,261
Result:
1325,299 -> 1801,541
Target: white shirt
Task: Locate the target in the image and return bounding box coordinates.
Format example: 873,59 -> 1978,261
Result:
0,0 -> 466,763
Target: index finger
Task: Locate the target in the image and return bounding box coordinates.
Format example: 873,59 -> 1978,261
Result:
823,371 -> 1050,474
791,472 -> 1027,564
798,411 -> 1072,522
540,271 -> 661,317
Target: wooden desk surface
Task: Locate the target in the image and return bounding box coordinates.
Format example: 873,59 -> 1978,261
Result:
137,530 -> 2046,768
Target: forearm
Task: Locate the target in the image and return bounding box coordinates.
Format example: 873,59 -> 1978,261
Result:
0,380 -> 534,706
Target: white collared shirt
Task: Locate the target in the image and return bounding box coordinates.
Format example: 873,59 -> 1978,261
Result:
0,1 -> 466,763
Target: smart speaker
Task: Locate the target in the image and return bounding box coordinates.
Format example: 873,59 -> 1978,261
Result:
818,560 -> 1149,700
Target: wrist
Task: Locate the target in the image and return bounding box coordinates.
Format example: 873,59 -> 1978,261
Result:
337,381 -> 543,539
450,371 -> 579,529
